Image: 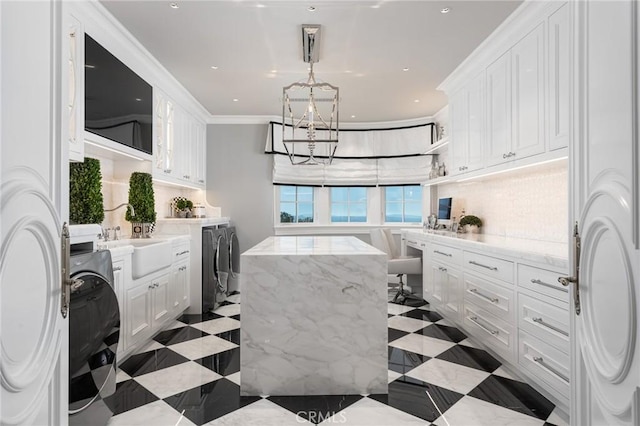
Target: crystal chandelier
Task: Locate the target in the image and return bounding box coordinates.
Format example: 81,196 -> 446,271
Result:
282,25 -> 339,165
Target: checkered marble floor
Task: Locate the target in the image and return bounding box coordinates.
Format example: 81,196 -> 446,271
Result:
106,294 -> 569,426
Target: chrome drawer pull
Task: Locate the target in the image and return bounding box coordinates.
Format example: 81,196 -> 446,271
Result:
434,250 -> 452,257
112,266 -> 122,271
438,266 -> 448,272
531,278 -> 569,293
532,317 -> 569,337
176,250 -> 190,256
468,316 -> 499,335
469,288 -> 499,303
408,240 -> 417,245
533,356 -> 569,383
469,260 -> 498,271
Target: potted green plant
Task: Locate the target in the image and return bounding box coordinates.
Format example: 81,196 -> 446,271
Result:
126,172 -> 156,238
174,197 -> 194,218
69,157 -> 105,224
459,215 -> 482,233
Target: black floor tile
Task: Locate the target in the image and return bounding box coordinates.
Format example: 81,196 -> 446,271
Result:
388,328 -> 409,343
268,394 -> 363,425
215,328 -> 240,345
104,379 -> 159,415
118,348 -> 190,377
435,344 -> 501,373
194,348 -> 240,376
400,309 -> 443,322
388,313 -> 394,318
369,376 -> 463,423
415,324 -> 467,343
163,378 -> 260,425
153,326 -> 209,346
388,347 -> 430,374
469,375 -> 555,420
219,300 -> 235,307
230,314 -> 241,321
177,312 -> 223,324
69,371 -> 100,406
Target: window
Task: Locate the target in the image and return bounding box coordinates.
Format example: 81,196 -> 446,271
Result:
331,187 -> 367,223
385,185 -> 422,223
279,186 -> 314,223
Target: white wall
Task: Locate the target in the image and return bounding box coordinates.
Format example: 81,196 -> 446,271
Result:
206,123 -> 274,252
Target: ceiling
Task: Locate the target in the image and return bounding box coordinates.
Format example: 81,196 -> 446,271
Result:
100,0 -> 522,123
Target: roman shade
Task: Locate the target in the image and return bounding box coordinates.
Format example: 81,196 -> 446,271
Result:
266,122 -> 435,186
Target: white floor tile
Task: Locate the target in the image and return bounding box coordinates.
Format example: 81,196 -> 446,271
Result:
405,358 -> 490,394
319,397 -> 426,425
134,361 -> 222,399
433,396 -> 545,426
388,370 -> 402,383
492,365 -> 522,381
458,337 -> 482,349
163,320 -> 187,331
207,399 -> 311,425
115,368 -> 131,384
190,317 -> 241,335
138,340 -> 164,353
107,400 -> 196,426
226,293 -> 241,304
546,407 -> 570,426
387,316 -> 430,333
214,304 -> 241,317
225,371 -> 241,386
169,335 -> 237,360
389,333 -> 456,358
435,318 -> 456,327
387,303 -> 415,316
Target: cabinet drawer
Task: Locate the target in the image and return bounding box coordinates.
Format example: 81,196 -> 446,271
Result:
430,243 -> 461,266
518,293 -> 569,354
173,242 -> 191,259
463,301 -> 516,363
518,330 -> 570,403
464,251 -> 514,284
464,272 -> 515,321
518,263 -> 568,302
405,237 -> 426,251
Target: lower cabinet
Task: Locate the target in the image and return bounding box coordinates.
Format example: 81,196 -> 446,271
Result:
171,260 -> 189,315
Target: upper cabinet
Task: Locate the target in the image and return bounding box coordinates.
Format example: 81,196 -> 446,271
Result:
153,88 -> 206,189
62,10 -> 84,162
438,1 -> 569,180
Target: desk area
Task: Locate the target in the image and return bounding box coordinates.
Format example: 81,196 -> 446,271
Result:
240,236 -> 388,396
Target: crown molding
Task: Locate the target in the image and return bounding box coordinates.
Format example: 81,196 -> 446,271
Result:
207,115 -> 435,128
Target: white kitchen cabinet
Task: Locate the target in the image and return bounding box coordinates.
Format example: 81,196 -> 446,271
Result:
194,121 -> 207,186
172,261 -> 190,315
151,274 -> 171,329
547,3 -> 569,151
154,89 -> 175,176
485,51 -> 512,167
62,10 -> 84,162
511,23 -> 545,161
124,282 -> 153,351
450,72 -> 485,175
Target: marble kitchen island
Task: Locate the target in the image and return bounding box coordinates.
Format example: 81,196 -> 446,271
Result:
240,236 -> 388,396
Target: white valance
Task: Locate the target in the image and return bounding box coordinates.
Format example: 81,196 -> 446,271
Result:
266,122 -> 435,186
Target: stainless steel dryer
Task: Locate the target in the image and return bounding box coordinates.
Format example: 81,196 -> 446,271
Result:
202,227 -> 229,312
68,249 -> 120,426
225,226 -> 240,294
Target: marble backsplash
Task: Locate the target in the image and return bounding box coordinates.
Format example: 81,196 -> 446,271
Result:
436,161 -> 569,243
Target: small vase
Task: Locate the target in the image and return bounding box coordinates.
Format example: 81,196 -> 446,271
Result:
464,224 -> 480,234
178,210 -> 187,218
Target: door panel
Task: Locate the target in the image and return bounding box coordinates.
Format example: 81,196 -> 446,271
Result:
485,51 -> 511,167
572,1 -> 640,424
1,1 -> 67,424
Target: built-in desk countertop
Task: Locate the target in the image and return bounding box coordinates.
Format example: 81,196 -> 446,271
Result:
240,236 -> 388,396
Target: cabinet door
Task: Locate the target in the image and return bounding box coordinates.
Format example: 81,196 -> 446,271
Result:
449,89 -> 468,175
466,71 -> 485,172
63,12 -> 84,162
194,121 -> 206,186
511,23 -> 545,160
443,266 -> 463,323
547,4 -> 570,151
485,51 -> 511,167
125,283 -> 153,350
430,262 -> 446,308
152,274 -> 171,329
172,261 -> 190,313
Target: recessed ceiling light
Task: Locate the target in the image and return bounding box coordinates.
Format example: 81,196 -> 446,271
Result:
233,98 -> 239,102
270,69 -> 277,73
371,4 -> 380,9
414,99 -> 420,103
170,2 -> 179,9
256,3 -> 266,8
307,6 -> 316,12
344,70 -> 353,74
351,115 -> 356,118
441,7 -> 451,14
402,67 -> 409,72
210,66 -> 218,70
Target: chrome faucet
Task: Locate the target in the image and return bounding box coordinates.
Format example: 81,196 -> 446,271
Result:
104,203 -> 135,218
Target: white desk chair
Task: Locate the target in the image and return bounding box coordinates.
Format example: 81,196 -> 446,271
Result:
370,229 -> 422,304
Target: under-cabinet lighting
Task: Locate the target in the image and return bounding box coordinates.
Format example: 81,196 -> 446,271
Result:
455,156 -> 568,183
152,178 -> 203,190
84,140 -> 145,161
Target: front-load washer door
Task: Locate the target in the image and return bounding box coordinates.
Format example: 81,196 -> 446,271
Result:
228,230 -> 240,277
69,271 -> 120,416
215,233 -> 230,294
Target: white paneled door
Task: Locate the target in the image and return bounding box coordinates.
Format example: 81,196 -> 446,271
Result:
571,1 -> 640,425
1,1 -> 68,425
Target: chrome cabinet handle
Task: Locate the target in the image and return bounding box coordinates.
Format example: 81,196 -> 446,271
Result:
469,288 -> 499,303
469,260 -> 498,271
532,317 -> 569,337
148,285 -> 154,290
438,266 -> 448,272
420,243 -> 425,247
533,356 -> 569,383
112,266 -> 122,272
434,250 -> 452,257
503,153 -> 508,159
408,240 -> 417,245
176,250 -> 190,256
164,169 -> 172,174
198,179 -> 204,183
468,316 -> 499,335
531,278 -> 569,293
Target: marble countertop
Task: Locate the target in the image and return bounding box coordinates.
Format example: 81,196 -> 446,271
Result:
156,217 -> 230,226
243,236 -> 386,256
403,229 -> 569,270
